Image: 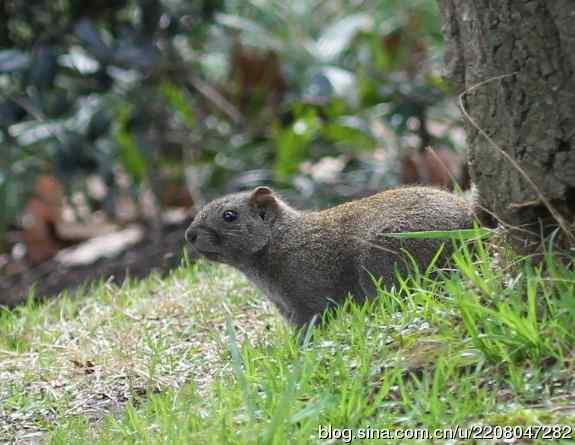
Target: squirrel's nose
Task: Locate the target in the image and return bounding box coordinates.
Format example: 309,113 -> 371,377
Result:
185,227 -> 198,244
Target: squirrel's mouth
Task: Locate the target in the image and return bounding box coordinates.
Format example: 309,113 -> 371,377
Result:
194,248 -> 221,260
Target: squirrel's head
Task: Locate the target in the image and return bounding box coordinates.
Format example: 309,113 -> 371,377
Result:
185,186 -> 286,265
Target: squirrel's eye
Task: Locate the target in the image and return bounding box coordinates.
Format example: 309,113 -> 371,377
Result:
222,210 -> 238,222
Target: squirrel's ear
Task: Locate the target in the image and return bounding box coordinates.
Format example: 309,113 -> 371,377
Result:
249,187 -> 277,212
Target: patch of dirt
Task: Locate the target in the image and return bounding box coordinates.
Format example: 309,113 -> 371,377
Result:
0,220 -> 191,306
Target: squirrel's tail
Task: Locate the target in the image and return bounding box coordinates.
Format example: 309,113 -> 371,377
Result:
469,184 -> 497,228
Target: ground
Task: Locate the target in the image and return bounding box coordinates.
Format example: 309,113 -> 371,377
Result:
1,239 -> 575,444
1,263 -> 275,444
0,221 -> 188,307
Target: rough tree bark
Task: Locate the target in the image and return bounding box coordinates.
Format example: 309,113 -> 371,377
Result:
436,0 -> 575,252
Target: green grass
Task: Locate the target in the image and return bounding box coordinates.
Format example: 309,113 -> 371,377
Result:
1,240 -> 575,444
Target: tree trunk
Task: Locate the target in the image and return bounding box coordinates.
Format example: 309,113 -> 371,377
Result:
436,0 -> 575,252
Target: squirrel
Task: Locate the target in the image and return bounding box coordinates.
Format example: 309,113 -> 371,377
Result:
185,186 -> 475,328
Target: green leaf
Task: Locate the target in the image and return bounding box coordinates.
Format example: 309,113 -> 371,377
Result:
215,13 -> 282,50
314,13 -> 372,62
382,227 -> 494,240
322,120 -> 376,151
274,108 -> 321,181
160,81 -> 195,129
114,104 -> 148,183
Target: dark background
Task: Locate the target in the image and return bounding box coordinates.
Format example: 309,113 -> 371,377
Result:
0,0 -> 468,303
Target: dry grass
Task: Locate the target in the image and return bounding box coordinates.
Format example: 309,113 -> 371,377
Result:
0,262 -> 277,443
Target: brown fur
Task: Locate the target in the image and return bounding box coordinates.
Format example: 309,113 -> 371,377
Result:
185,186 -> 475,327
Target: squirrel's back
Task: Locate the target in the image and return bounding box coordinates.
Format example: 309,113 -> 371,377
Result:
304,186 -> 472,233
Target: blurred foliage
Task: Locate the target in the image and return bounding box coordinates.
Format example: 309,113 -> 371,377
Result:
0,0 -> 465,248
